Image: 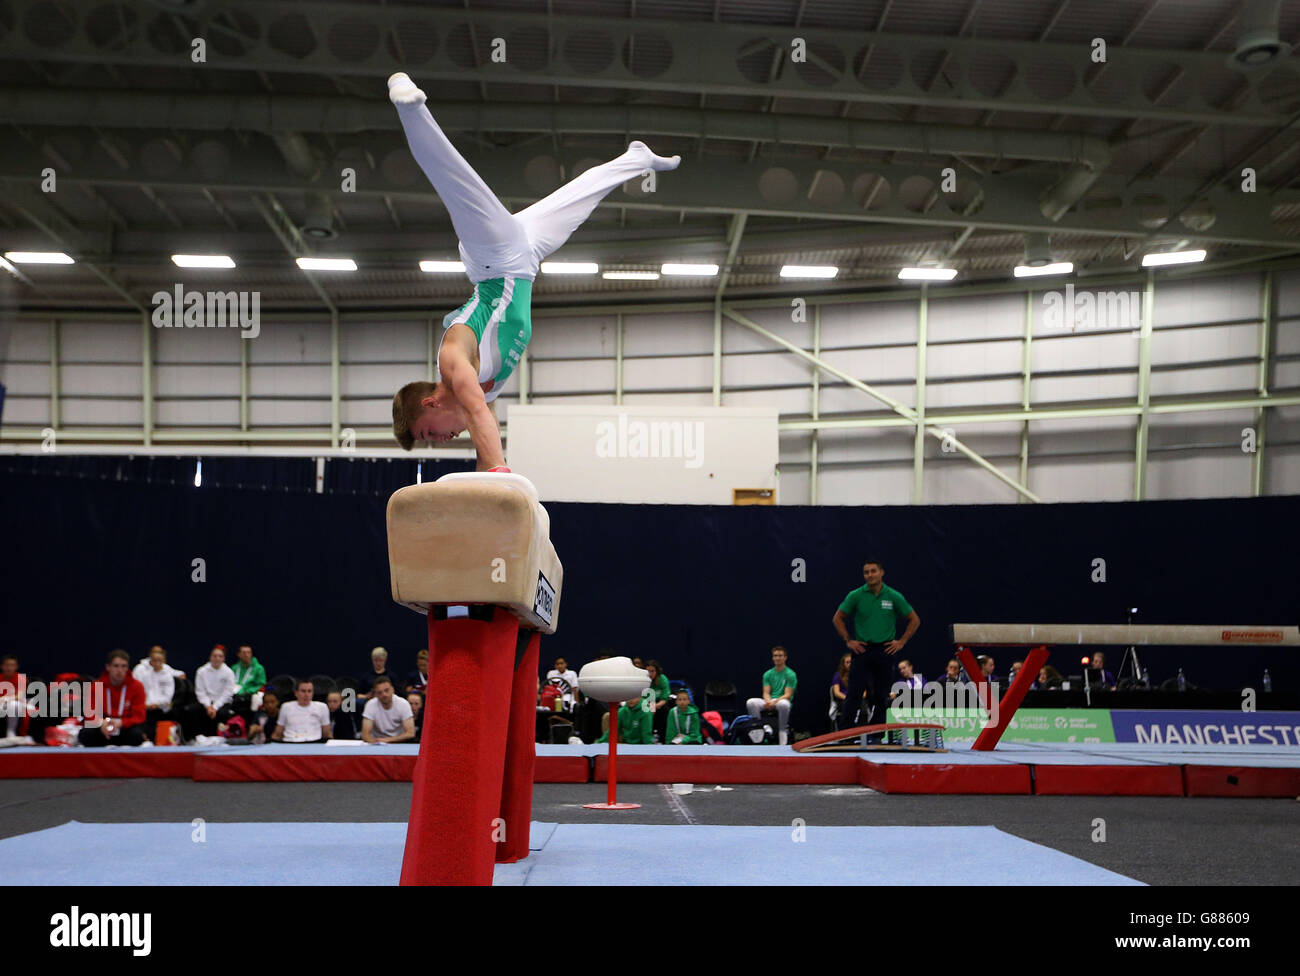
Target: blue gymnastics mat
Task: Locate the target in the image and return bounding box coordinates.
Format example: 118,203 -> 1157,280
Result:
2,821 -> 1141,886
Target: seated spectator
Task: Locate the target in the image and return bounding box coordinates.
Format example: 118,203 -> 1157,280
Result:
829,652 -> 851,727
1034,665 -> 1064,690
1008,660 -> 1025,685
890,658 -> 924,709
596,689 -> 653,745
79,649 -> 147,747
407,691 -> 424,741
544,656 -> 580,710
133,645 -> 183,741
666,689 -> 703,745
406,648 -> 430,694
359,646 -> 399,700
231,644 -> 267,702
745,645 -> 797,746
361,676 -> 415,744
1088,652 -> 1115,689
250,690 -> 282,743
183,645 -> 237,741
935,659 -> 963,684
327,690 -> 358,740
976,654 -> 999,688
272,679 -> 331,743
630,656 -> 644,670
1,654 -> 33,740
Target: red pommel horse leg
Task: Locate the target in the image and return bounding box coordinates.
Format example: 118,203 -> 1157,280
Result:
386,472 -> 562,885
956,644 -> 1049,751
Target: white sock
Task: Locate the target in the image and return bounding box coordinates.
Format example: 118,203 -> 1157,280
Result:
627,140 -> 680,172
387,72 -> 426,106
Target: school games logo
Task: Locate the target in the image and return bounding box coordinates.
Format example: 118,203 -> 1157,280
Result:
533,572 -> 556,626
1220,630 -> 1284,643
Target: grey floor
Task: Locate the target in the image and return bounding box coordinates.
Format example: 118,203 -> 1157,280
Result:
3,778 -> 1297,886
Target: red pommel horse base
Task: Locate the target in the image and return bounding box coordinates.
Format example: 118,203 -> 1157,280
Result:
387,472 -> 563,886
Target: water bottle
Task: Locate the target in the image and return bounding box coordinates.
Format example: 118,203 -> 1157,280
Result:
1141,667 -> 1151,688
1263,669 -> 1273,693
1176,668 -> 1186,692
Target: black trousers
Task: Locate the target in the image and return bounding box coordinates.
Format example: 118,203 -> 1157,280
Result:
840,643 -> 894,732
182,702 -> 234,739
78,724 -> 146,747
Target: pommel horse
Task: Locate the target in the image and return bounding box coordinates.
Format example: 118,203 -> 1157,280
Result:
387,471 -> 563,885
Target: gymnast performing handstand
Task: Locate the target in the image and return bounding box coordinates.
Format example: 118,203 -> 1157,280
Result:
387,72 -> 681,470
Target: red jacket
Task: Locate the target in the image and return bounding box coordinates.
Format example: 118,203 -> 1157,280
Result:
85,671 -> 147,729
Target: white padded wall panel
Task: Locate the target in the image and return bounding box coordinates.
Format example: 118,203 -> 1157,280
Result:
1149,363 -> 1257,398
927,292 -> 1023,342
622,352 -> 712,397
341,320 -> 427,362
623,312 -> 712,355
0,321 -> 51,425
1152,274 -> 1262,327
1029,457 -> 1134,502
818,300 -> 915,346
724,386 -> 813,414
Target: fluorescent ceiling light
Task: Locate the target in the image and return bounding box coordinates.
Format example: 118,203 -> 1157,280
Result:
1141,249 -> 1206,267
419,260 -> 466,273
602,270 -> 661,280
541,262 -> 599,274
4,251 -> 74,264
172,254 -> 236,269
1013,262 -> 1073,278
898,267 -> 957,281
296,257 -> 357,272
661,263 -> 719,276
780,265 -> 839,278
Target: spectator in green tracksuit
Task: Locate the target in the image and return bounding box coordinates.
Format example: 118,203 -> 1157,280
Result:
666,690 -> 703,744
231,645 -> 267,696
596,689 -> 654,744
646,660 -> 672,742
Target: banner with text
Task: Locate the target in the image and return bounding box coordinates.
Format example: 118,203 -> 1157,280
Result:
1109,710 -> 1300,746
887,707 -> 1116,743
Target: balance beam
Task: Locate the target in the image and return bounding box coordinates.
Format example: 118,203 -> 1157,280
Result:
387,472 -> 563,886
951,623 -> 1300,646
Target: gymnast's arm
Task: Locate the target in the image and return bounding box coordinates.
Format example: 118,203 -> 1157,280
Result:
441,349 -> 506,470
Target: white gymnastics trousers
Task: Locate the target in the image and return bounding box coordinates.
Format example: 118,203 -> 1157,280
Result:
394,99 -> 670,283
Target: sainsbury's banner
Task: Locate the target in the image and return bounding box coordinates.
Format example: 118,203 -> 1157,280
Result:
1109,710 -> 1300,746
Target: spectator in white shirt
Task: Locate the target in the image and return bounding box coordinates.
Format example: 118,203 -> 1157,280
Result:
361,676 -> 415,744
272,679 -> 332,743
183,645 -> 237,739
132,645 -> 185,740
544,656 -> 581,710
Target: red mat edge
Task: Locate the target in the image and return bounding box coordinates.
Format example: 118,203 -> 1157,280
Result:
858,759 -> 1031,794
1031,763 -> 1184,796
0,751 -> 195,778
1184,764 -> 1300,798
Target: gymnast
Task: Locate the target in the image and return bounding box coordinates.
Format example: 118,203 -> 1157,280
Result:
387,72 -> 681,469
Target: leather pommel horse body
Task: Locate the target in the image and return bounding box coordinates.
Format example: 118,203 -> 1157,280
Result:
387,472 -> 563,885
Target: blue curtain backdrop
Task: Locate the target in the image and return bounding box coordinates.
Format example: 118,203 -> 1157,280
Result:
2,457 -> 1297,733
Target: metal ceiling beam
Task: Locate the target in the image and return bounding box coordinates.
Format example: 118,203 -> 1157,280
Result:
0,134 -> 1291,248
0,0 -> 1290,126
0,89 -> 1113,168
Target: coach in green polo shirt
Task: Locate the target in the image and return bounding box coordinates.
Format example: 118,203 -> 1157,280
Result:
831,557 -> 920,736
